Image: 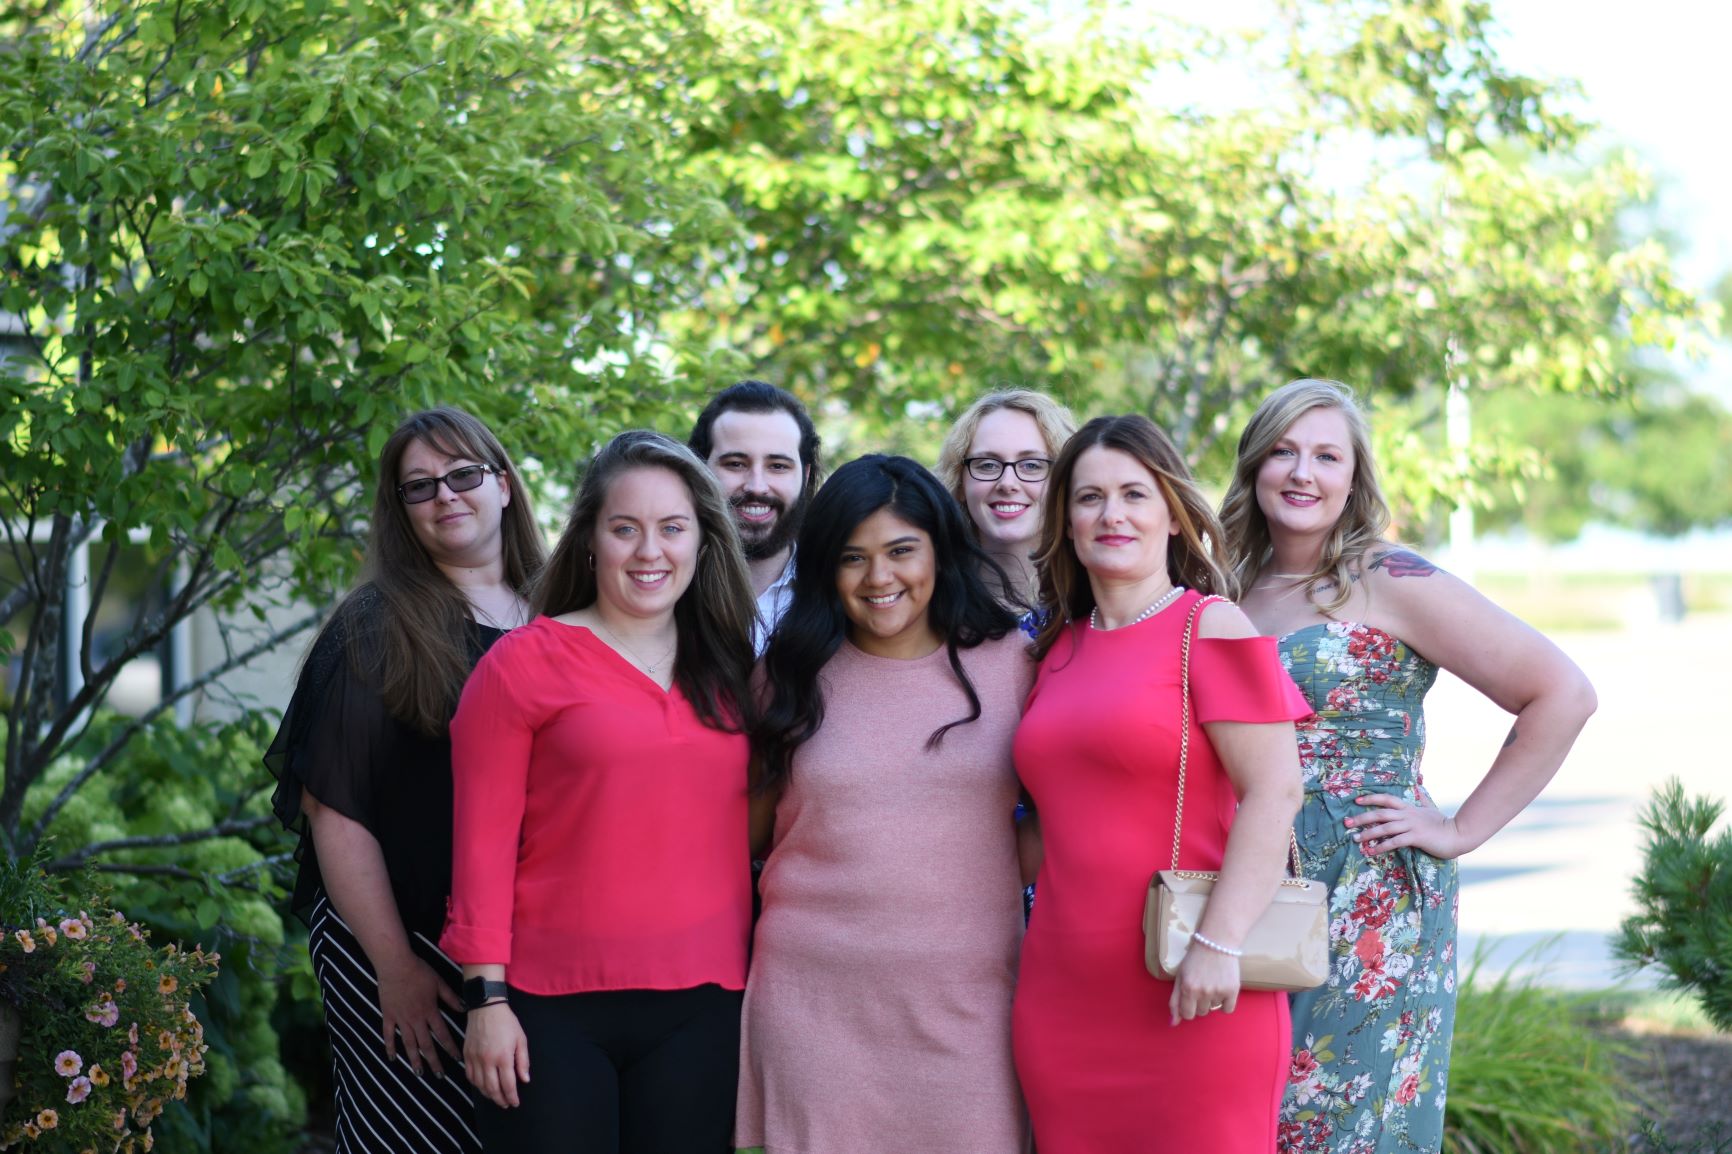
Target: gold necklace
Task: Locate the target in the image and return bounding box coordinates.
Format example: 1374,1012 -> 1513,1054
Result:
596,618 -> 676,676
471,596 -> 527,630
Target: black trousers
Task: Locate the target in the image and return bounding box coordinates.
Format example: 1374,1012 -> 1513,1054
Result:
474,984 -> 742,1154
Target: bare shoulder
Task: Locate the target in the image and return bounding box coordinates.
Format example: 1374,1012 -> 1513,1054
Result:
1195,596 -> 1258,640
1361,545 -> 1446,584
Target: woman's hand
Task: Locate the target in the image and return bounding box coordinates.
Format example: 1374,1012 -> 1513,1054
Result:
377,956 -> 463,1076
464,1001 -> 531,1108
1170,942 -> 1241,1026
1347,792 -> 1467,860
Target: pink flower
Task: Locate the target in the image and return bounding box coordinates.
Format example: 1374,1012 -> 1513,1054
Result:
86,993 -> 120,1028
1395,1073 -> 1420,1105
1289,1049 -> 1320,1084
120,1050 -> 138,1084
66,1076 -> 92,1104
54,1050 -> 83,1077
80,960 -> 96,984
128,1022 -> 139,1045
58,917 -> 88,940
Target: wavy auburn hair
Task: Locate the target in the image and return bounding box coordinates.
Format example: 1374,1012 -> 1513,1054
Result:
331,407 -> 545,735
1030,414 -> 1236,661
755,455 -> 1018,795
534,430 -> 755,732
1219,378 -> 1392,614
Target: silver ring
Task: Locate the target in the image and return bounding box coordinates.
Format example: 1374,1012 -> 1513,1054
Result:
1208,1002 -> 1224,1011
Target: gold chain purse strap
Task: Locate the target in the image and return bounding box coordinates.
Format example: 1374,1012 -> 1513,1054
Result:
1169,594 -> 1305,878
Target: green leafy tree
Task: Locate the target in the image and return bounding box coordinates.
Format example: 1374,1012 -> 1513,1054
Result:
1,0 -> 737,1145
641,0 -> 1706,467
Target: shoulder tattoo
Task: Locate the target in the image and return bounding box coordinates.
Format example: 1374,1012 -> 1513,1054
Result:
1366,549 -> 1439,579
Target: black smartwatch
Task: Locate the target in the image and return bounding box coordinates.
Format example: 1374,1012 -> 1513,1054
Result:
462,977 -> 510,1011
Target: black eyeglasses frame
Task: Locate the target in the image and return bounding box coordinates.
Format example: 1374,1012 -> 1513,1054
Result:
396,463 -> 498,505
963,456 -> 1053,483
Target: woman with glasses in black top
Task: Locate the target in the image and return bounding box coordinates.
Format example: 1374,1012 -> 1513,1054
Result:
267,407 -> 544,1154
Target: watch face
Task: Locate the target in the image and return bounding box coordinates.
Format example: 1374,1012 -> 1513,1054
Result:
463,977 -> 506,1008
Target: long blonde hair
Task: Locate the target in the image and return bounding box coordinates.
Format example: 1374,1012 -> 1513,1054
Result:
1219,379 -> 1392,613
1031,415 -> 1236,661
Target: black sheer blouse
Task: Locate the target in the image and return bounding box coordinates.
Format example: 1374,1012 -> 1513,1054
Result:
265,587 -> 505,942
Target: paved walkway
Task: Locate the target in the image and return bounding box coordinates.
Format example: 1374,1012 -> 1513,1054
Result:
1424,613 -> 1731,988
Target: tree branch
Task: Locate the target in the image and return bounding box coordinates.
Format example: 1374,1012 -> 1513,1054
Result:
48,816 -> 277,871
21,608 -> 323,854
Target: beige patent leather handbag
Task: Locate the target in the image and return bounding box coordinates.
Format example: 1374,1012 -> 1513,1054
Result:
1141,596 -> 1329,992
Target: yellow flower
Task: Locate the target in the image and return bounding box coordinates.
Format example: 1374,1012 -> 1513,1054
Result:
157,974 -> 177,995
89,1064 -> 111,1087
36,1108 -> 58,1129
14,929 -> 35,953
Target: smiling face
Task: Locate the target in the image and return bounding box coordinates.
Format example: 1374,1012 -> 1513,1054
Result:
590,466 -> 701,623
963,406 -> 1051,554
398,437 -> 511,569
1255,405 -> 1356,544
704,408 -> 808,561
1067,445 -> 1179,587
835,508 -> 941,659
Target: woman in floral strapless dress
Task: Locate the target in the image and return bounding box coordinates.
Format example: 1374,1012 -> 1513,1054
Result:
1221,379 -> 1598,1154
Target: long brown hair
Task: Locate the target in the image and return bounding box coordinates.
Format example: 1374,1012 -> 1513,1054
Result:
535,430 -> 756,731
330,407 -> 545,735
1219,379 -> 1392,614
1031,414 -> 1236,661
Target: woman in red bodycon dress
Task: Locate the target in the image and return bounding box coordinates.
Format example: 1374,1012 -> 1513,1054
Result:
1011,415 -> 1311,1153
441,430 -> 758,1154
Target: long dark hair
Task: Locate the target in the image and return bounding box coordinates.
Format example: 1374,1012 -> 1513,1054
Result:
328,407 -> 545,735
534,430 -> 755,732
756,455 -> 1018,794
1031,414 -> 1236,662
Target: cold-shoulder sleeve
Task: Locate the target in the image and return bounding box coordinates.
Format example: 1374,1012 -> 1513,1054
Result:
264,594 -> 391,836
1191,635 -> 1313,724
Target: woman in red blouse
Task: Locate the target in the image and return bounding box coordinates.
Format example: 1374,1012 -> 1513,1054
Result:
440,430 -> 758,1153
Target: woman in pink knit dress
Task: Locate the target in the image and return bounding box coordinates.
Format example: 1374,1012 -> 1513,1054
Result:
737,455 -> 1033,1154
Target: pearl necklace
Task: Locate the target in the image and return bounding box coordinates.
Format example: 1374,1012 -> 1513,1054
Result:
1089,584 -> 1186,631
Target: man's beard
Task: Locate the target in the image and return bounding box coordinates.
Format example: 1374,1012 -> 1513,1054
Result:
733,490 -> 808,562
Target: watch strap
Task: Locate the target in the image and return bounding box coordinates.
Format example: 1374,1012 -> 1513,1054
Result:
462,977 -> 510,1011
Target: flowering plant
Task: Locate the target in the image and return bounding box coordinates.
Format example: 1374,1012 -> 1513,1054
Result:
0,862 -> 218,1154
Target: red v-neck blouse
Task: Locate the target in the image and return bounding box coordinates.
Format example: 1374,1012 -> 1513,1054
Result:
439,616 -> 752,995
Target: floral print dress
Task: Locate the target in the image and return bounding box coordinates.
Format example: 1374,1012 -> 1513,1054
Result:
1277,622 -> 1457,1154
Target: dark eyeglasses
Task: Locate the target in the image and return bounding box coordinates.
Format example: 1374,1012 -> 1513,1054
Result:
964,457 -> 1052,483
396,464 -> 496,505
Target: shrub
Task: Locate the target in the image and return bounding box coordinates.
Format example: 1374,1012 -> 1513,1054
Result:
1615,779 -> 1732,1032
0,860 -> 218,1153
1443,943 -> 1642,1153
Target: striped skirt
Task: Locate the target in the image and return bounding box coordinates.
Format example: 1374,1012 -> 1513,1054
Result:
308,892 -> 483,1154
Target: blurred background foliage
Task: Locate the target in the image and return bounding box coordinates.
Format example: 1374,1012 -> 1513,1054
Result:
0,0 -> 1725,1145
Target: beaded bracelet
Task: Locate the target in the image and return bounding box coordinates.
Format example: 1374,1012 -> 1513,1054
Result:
1191,931 -> 1244,958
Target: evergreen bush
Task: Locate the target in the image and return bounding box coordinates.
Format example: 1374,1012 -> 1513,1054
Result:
1615,779 -> 1732,1033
